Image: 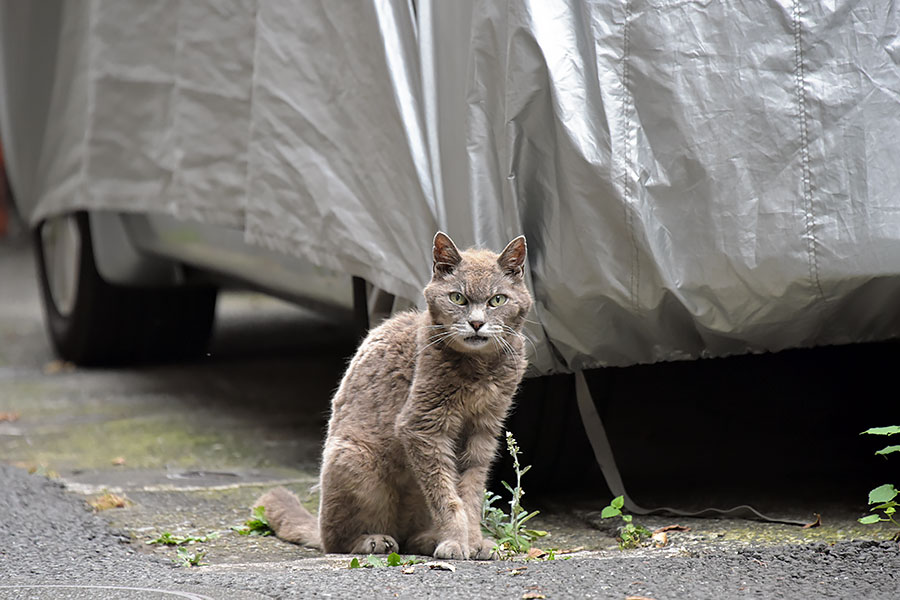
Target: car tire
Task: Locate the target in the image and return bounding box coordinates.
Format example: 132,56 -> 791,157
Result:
34,212 -> 217,366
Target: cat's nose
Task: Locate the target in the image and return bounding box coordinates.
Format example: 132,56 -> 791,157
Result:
469,320 -> 484,331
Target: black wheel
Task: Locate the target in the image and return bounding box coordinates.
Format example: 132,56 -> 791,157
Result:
34,212 -> 217,366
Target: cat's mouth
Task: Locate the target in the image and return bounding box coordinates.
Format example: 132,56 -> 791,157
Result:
463,335 -> 489,345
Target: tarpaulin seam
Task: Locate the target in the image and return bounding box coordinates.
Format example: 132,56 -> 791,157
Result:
79,1 -> 99,214
240,0 -> 260,225
621,0 -> 640,312
792,0 -> 826,306
168,3 -> 184,211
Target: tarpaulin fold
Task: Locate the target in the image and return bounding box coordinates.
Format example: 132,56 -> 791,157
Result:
1,0 -> 898,374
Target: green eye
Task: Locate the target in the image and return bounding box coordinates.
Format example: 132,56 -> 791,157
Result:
488,294 -> 508,307
449,292 -> 468,305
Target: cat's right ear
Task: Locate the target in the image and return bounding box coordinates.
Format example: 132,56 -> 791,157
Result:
433,231 -> 462,276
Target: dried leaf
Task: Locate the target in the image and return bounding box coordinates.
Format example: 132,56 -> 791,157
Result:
42,360 -> 75,375
425,561 -> 455,572
526,547 -> 546,559
401,567 -> 416,574
557,546 -> 584,555
653,525 -> 690,534
111,456 -> 126,466
802,513 -> 822,529
651,531 -> 668,547
0,412 -> 20,422
88,492 -> 131,511
521,593 -> 545,599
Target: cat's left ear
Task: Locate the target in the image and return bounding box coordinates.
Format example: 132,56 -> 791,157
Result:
498,235 -> 527,278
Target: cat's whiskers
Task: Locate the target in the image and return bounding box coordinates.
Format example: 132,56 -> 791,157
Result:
493,333 -> 522,381
417,329 -> 458,355
500,324 -> 538,358
424,329 -> 455,343
489,334 -> 503,358
494,333 -> 512,357
420,323 -> 453,339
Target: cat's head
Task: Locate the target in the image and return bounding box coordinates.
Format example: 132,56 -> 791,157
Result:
424,232 -> 533,355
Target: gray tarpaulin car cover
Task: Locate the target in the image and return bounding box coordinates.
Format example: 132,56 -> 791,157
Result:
3,0 -> 900,376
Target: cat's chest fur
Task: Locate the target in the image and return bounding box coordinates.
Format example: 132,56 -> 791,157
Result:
441,364 -> 516,424
411,339 -> 523,443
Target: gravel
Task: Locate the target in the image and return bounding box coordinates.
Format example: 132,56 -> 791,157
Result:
2,463 -> 898,599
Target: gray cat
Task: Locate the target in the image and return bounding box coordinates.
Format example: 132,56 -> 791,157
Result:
255,232 -> 532,560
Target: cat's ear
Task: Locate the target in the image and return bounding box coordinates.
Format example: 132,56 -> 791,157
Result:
498,235 -> 527,278
433,231 -> 462,276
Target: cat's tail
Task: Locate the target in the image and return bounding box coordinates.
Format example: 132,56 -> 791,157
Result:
254,487 -> 321,549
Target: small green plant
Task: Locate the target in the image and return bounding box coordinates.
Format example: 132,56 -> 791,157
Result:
175,546 -> 207,567
348,552 -> 425,568
524,547 -> 572,561
859,426 -> 900,541
601,495 -> 652,549
147,531 -> 219,546
480,432 -> 548,557
232,505 -> 274,536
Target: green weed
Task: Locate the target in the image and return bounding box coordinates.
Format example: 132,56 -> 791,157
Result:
348,552 -> 425,568
481,432 -> 548,558
601,495 -> 652,549
147,531 -> 219,546
232,505 -> 274,536
175,546 -> 207,567
859,426 -> 900,541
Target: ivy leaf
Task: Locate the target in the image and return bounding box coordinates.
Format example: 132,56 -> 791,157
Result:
611,496 -> 625,509
601,506 -> 621,519
861,426 -> 900,436
875,445 -> 900,456
349,557 -> 361,569
868,484 -> 898,505
858,514 -> 881,524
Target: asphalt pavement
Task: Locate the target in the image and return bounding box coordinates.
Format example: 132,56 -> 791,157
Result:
1,228 -> 899,599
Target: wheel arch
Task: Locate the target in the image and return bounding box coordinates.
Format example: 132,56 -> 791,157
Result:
87,211 -> 182,286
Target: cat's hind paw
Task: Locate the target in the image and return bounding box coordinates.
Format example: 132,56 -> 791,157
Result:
433,540 -> 469,560
469,538 -> 499,560
350,534 -> 399,554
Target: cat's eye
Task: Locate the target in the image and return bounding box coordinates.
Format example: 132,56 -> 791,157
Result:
488,294 -> 508,307
448,292 -> 468,305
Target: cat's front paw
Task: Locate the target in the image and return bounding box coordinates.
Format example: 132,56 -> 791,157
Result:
433,540 -> 469,560
350,534 -> 399,554
469,538 -> 498,560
